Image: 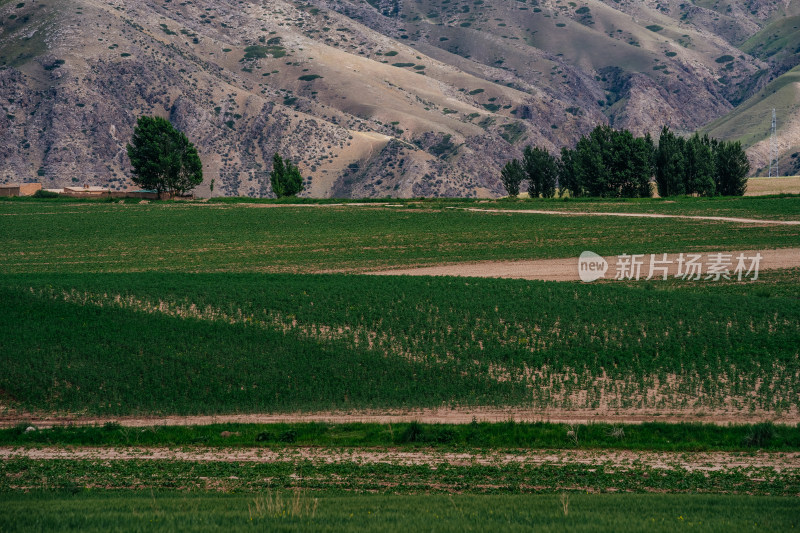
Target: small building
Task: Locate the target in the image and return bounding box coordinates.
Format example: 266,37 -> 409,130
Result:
0,183 -> 42,197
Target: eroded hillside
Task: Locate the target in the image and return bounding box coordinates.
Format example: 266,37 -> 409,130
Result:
0,0 -> 796,197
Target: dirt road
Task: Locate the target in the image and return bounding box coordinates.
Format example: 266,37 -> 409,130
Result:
368,247 -> 800,281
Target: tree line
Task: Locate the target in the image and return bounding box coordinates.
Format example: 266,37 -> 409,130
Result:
125,116 -> 748,200
501,125 -> 750,198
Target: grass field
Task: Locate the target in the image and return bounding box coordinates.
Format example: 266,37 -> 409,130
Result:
1,197 -> 799,529
489,194 -> 800,216
1,198 -> 799,274
1,493 -> 797,532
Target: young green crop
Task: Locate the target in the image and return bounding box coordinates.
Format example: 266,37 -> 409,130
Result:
1,493 -> 798,532
1,271 -> 798,415
0,201 -> 797,274
2,458 -> 797,496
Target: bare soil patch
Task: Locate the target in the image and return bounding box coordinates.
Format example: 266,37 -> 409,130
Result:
367,248 -> 800,281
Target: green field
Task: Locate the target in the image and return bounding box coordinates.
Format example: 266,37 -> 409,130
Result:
1,493 -> 797,532
2,198 -> 799,529
1,198 -> 798,274
2,270 -> 798,415
462,195 -> 800,219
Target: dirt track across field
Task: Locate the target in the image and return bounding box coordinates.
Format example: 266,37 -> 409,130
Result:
2,446 -> 797,473
367,247 -> 800,282
458,207 -> 800,225
3,405 -> 797,429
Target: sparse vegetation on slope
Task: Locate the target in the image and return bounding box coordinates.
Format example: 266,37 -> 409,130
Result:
0,0 -> 796,197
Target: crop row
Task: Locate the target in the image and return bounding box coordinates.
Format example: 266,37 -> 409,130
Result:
431,195 -> 800,220
2,458 -> 797,496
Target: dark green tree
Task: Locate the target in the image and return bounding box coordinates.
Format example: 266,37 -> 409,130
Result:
713,140 -> 749,196
618,131 -> 654,198
523,145 -> 558,198
574,126 -> 610,197
654,126 -> 686,197
683,133 -> 716,196
558,147 -> 583,197
270,153 -> 304,198
573,125 -> 653,198
500,158 -> 525,197
126,116 -> 203,197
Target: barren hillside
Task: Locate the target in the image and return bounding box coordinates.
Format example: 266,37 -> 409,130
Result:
0,0 -> 796,197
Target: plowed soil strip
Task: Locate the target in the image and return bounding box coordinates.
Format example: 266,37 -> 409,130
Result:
3,406 -> 798,429
367,248 -> 800,281
2,447 -> 797,473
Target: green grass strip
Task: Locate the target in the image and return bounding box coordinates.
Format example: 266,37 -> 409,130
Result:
2,421 -> 798,452
0,492 -> 797,532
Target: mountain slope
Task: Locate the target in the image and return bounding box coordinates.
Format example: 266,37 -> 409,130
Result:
0,0 -> 796,196
704,65 -> 800,175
